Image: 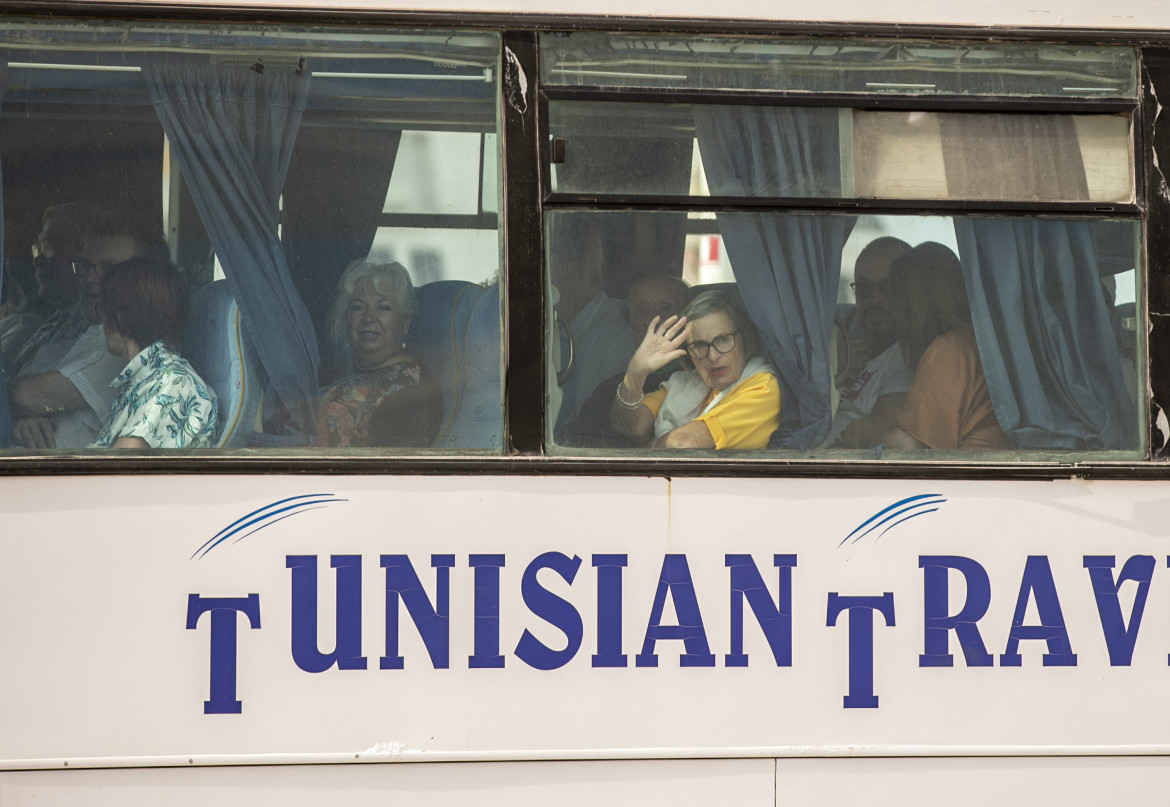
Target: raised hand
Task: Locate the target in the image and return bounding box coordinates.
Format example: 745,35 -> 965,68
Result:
612,315 -> 691,438
628,315 -> 690,379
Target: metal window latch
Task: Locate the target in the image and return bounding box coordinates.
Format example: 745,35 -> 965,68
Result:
550,137 -> 566,164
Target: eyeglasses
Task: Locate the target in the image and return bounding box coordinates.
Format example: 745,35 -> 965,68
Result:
30,245 -> 115,278
686,330 -> 739,359
850,280 -> 890,300
69,257 -> 117,278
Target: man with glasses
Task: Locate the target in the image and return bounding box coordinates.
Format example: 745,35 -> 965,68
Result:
827,236 -> 913,448
6,203 -> 98,381
8,206 -> 168,448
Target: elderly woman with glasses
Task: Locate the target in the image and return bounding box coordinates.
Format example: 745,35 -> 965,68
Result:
610,289 -> 780,450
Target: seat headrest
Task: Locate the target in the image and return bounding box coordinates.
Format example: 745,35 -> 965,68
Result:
182,280 -> 262,448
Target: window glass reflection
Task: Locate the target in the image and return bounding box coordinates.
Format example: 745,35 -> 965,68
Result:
0,18 -> 502,453
547,210 -> 1141,459
541,33 -> 1138,99
550,101 -> 1134,204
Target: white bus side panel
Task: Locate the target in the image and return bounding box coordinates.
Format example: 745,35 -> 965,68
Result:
1,475 -> 1168,766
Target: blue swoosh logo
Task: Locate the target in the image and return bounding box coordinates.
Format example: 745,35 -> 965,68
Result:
839,493 -> 947,547
192,494 -> 348,559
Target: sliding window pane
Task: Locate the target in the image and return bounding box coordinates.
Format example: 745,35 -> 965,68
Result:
0,17 -> 501,454
550,101 -> 1133,204
541,33 -> 1137,99
546,209 -> 1142,460
854,111 -> 1133,203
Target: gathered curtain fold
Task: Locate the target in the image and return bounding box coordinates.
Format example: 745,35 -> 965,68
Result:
953,218 -> 1136,450
939,115 -> 1135,450
694,106 -> 854,449
141,54 -> 319,443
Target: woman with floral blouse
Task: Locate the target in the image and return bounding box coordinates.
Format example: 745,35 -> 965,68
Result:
90,256 -> 217,449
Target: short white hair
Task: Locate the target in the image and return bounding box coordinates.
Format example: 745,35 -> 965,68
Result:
328,258 -> 416,352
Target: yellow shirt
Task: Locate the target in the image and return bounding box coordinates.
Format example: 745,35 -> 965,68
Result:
643,371 -> 781,450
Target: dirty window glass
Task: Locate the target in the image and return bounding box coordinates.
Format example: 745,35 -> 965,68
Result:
544,33 -> 1143,462
546,213 -> 1141,459
0,18 -> 502,454
549,101 -> 1134,204
541,33 -> 1138,99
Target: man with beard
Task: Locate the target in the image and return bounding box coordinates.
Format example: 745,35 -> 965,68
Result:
826,236 -> 913,448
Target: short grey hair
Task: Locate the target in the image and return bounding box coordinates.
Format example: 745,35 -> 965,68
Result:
328,259 -> 417,352
680,289 -> 761,360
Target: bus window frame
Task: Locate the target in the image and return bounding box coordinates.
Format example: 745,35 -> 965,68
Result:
539,41 -> 1151,467
0,1 -> 1164,479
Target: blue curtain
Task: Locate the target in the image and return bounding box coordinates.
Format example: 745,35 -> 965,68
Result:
694,106 -> 854,449
142,54 -> 319,443
0,60 -> 11,448
954,218 -> 1136,450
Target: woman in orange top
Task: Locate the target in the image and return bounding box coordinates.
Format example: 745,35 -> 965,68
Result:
883,242 -> 1009,451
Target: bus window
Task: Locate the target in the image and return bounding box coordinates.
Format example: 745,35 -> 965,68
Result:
540,33 -> 1138,98
551,102 -> 1133,206
374,131 -> 500,286
0,18 -> 503,454
543,33 -> 1143,460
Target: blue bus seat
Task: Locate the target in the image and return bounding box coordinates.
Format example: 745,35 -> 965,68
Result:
182,280 -> 263,448
447,283 -> 502,448
407,281 -> 502,449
